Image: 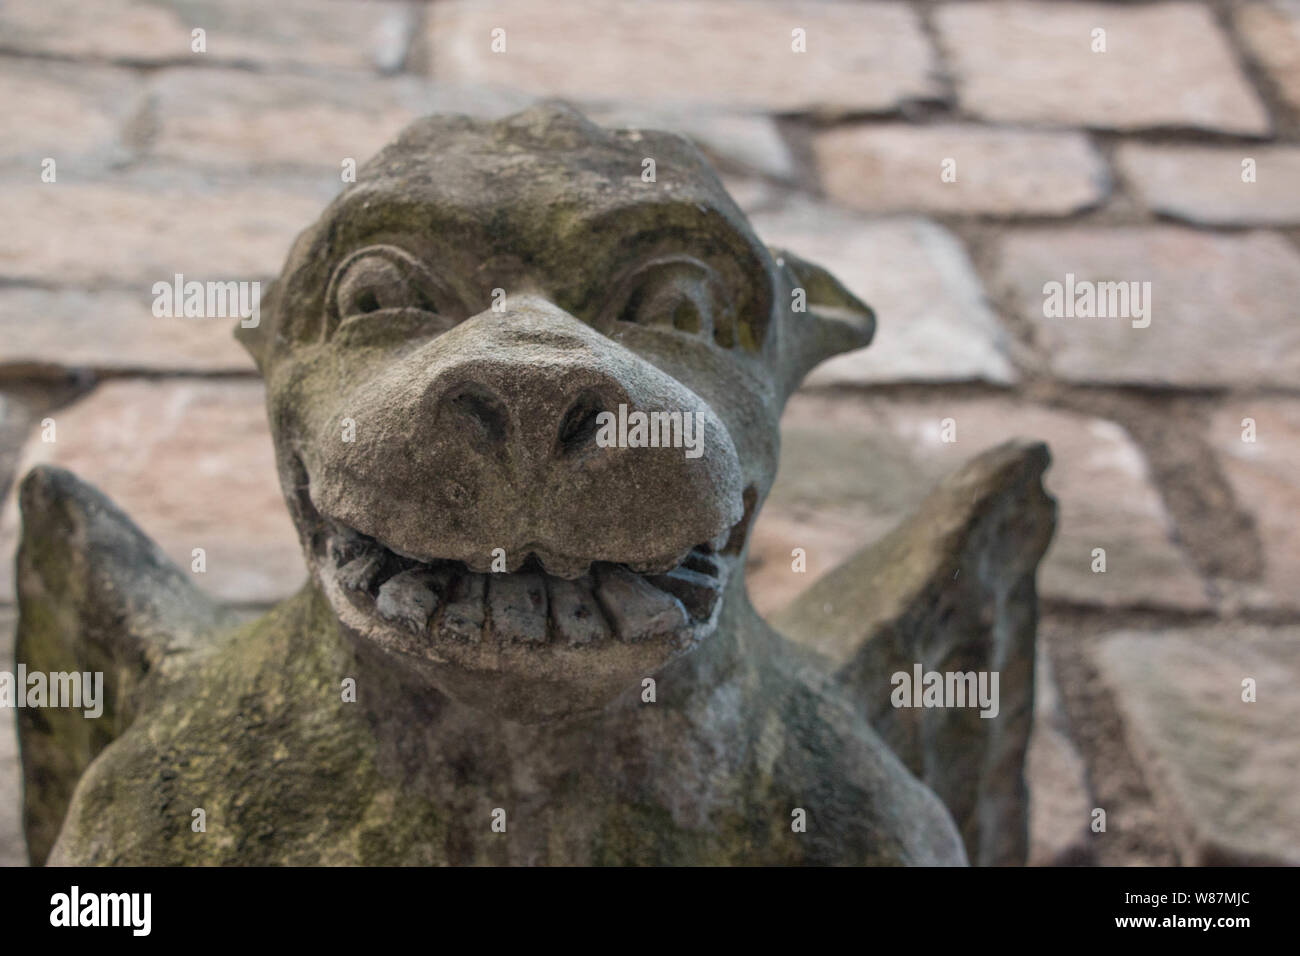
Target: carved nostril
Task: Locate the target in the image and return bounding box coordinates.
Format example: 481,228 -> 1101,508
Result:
556,390 -> 609,457
447,386 -> 509,446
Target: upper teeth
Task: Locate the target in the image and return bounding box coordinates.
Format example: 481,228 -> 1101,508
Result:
326,527 -> 725,647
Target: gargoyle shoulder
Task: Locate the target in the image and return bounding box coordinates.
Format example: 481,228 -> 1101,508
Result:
13,465 -> 238,864
774,441 -> 1056,865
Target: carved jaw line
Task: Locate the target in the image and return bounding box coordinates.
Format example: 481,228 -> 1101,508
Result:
319,515 -> 734,649
289,455 -> 753,655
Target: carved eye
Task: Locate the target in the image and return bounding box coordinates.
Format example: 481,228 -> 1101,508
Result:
613,257 -> 734,345
326,245 -> 461,342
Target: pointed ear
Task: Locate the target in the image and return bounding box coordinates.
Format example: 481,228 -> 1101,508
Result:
234,278 -> 277,374
772,247 -> 875,393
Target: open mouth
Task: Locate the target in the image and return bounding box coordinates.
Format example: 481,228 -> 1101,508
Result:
320,519 -> 732,648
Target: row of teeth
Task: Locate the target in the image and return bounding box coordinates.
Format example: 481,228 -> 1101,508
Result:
326,531 -> 725,647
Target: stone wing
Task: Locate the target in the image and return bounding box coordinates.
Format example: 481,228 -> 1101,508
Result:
773,441 -> 1056,866
11,465 -> 237,864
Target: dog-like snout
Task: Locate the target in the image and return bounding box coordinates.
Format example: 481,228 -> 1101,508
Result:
307,298 -> 746,575
429,355 -> 629,467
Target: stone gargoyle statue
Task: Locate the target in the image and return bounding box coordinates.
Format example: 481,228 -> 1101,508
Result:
14,104 -> 1055,866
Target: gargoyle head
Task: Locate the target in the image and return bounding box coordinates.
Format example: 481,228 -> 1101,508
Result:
239,103 -> 873,722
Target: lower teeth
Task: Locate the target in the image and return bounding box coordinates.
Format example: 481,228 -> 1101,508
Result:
327,530 -> 723,647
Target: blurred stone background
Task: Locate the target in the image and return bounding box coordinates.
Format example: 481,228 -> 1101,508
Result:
1,0 -> 1298,866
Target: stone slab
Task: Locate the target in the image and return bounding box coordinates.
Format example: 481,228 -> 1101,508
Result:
1117,144 -> 1300,226
747,393 -> 1208,613
0,287 -> 254,375
0,380 -> 303,605
1026,650 -> 1093,866
1236,0 -> 1300,113
1207,401 -> 1300,612
0,0 -> 418,74
0,171 -> 329,286
0,59 -> 143,172
751,200 -> 1018,385
815,124 -> 1108,217
935,1 -> 1270,134
1092,626 -> 1300,866
998,227 -> 1300,388
424,0 -> 942,115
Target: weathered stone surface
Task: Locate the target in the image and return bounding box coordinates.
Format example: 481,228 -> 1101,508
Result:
13,466 -> 239,864
1092,627 -> 1300,865
424,0 -> 942,114
547,577 -> 610,646
24,105 -> 1014,866
338,553 -> 384,593
377,570 -> 441,634
594,566 -> 688,642
0,173 -> 328,286
0,286 -> 254,374
998,227 -> 1300,388
488,573 -> 548,644
144,69 -> 796,183
586,104 -> 795,181
0,380 -> 303,605
0,0 -> 417,73
814,125 -> 1108,217
442,572 -> 486,643
935,2 -> 1270,134
146,69 -> 428,171
1026,650 -> 1092,866
1207,401 -> 1300,612
0,59 -> 143,170
0,605 -> 22,867
775,441 -> 1055,865
1117,144 -> 1300,226
648,567 -> 721,621
748,394 -> 1208,612
1236,0 -> 1300,112
0,394 -> 36,503
751,200 -> 1017,384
